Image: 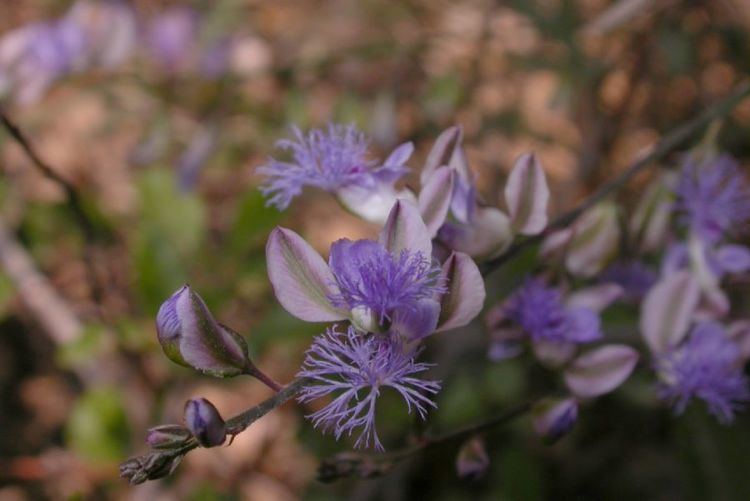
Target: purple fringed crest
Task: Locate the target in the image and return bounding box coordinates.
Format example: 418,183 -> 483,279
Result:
297,325 -> 441,451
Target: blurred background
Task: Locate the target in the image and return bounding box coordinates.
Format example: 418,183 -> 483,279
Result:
0,0 -> 749,499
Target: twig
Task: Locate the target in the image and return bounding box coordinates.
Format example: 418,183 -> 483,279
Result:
120,378 -> 308,485
480,80 -> 750,276
0,110 -> 98,240
0,219 -> 82,344
317,400 -> 533,482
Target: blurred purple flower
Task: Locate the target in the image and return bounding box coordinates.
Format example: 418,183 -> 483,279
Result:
177,125 -> 218,191
257,124 -> 411,212
0,19 -> 86,103
297,325 -> 440,451
655,321 -> 750,424
505,278 -> 602,344
146,7 -> 198,73
531,397 -> 578,443
674,155 -> 750,244
600,261 -> 657,302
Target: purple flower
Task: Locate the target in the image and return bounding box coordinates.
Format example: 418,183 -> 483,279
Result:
600,261 -> 657,302
505,278 -> 602,344
297,325 -> 440,451
258,124 -> 412,221
0,19 -> 86,103
655,321 -> 750,424
266,200 -> 486,340
328,239 -> 444,325
146,7 -> 198,73
674,155 -> 750,244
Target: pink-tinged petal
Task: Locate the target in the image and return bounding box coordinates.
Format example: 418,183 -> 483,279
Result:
532,340 -> 577,369
438,207 -> 513,260
421,125 -> 465,186
566,202 -> 620,277
715,244 -> 750,274
435,252 -> 486,332
391,299 -> 441,341
640,271 -> 700,353
504,153 -> 550,235
566,284 -> 623,313
266,227 -> 347,322
383,141 -> 414,169
540,228 -> 574,260
379,199 -> 432,257
418,166 -> 455,237
563,345 -> 639,399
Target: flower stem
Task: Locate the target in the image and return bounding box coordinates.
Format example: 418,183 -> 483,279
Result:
244,364 -> 284,392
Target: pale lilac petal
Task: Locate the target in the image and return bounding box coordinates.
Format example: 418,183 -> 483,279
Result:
566,284 -> 623,313
379,199 -> 432,258
383,142 -> 414,170
438,207 -> 512,260
563,345 -> 639,399
418,166 -> 455,237
505,153 -> 550,235
715,244 -> 750,274
338,185 -> 416,225
640,271 -> 700,353
421,125 -> 463,186
391,299 -> 441,340
435,252 -> 486,332
266,227 -> 347,322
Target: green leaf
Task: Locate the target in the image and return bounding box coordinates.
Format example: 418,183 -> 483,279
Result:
66,387 -> 130,462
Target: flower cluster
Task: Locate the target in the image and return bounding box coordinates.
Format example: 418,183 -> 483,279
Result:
266,199 -> 485,446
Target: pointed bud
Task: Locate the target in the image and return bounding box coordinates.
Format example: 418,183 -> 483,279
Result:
146,424 -> 192,450
505,153 -> 550,236
628,173 -> 676,253
184,398 -> 226,448
455,436 -> 490,480
531,397 -> 578,443
156,285 -> 252,377
640,271 -> 700,353
565,202 -> 619,277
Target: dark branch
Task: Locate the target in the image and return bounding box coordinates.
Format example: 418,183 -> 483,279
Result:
318,400 -> 533,482
0,109 -> 99,240
480,81 -> 750,277
120,378 -> 308,485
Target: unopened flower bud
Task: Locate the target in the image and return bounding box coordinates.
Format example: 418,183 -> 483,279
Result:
532,397 -> 578,443
146,424 -> 192,450
156,285 -> 252,377
184,398 -> 226,448
455,436 -> 490,480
